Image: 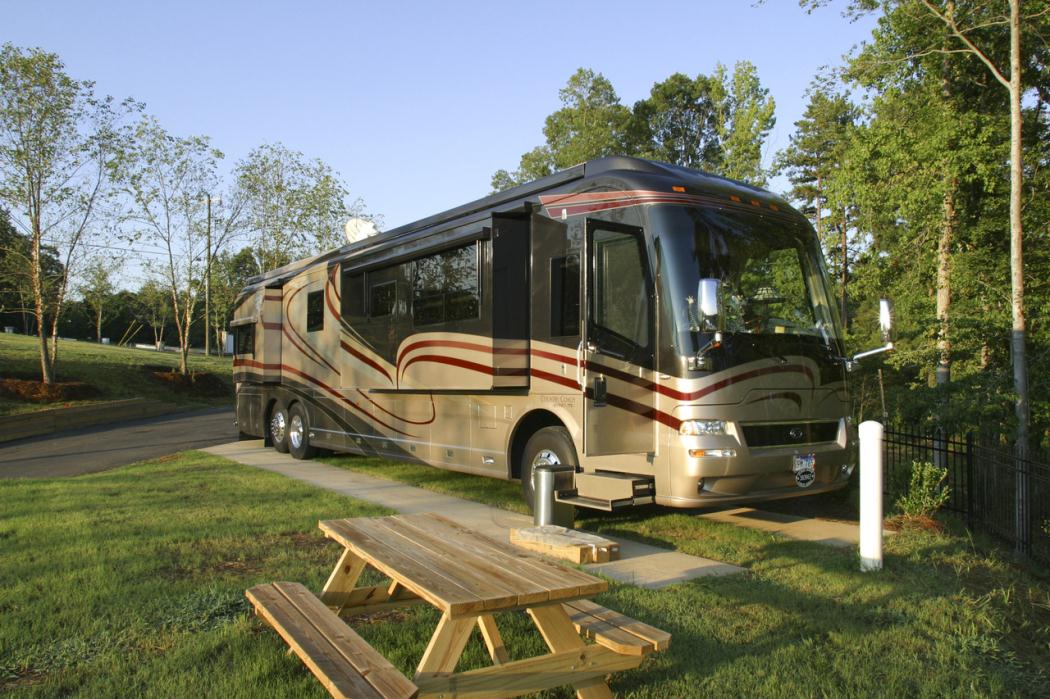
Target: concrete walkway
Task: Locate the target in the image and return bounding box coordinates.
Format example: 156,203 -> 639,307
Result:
204,440 -> 744,589
698,507 -> 869,548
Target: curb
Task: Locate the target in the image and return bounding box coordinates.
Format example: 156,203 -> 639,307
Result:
0,398 -> 179,443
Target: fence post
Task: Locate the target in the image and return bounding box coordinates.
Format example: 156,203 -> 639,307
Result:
966,432 -> 975,528
859,421 -> 884,572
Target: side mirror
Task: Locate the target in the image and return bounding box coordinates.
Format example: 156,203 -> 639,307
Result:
853,298 -> 895,362
879,298 -> 895,344
698,278 -> 721,320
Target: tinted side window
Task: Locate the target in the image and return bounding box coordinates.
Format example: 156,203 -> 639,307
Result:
341,270 -> 364,319
368,266 -> 399,318
306,290 -> 324,332
235,325 -> 254,356
413,243 -> 479,326
550,255 -> 580,337
590,224 -> 652,365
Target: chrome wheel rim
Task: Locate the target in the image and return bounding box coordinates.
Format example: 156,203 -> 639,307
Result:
532,449 -> 561,468
270,411 -> 286,443
289,415 -> 304,450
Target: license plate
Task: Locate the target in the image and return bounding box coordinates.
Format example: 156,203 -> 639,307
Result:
792,454 -> 816,488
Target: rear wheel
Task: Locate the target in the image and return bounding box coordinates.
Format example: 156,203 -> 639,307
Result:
521,426 -> 577,512
270,406 -> 290,453
288,403 -> 317,460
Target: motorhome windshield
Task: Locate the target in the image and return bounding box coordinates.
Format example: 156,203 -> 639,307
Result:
653,205 -> 842,360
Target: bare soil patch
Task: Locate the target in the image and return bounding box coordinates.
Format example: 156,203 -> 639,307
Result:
143,365 -> 229,398
0,376 -> 101,404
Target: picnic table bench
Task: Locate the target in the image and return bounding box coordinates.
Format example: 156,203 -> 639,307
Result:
246,512 -> 670,698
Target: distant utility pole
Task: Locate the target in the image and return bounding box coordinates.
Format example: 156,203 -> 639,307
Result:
205,193 -> 212,357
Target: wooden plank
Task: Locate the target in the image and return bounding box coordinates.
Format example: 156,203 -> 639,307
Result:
414,645 -> 641,699
562,604 -> 652,656
350,518 -> 520,613
564,600 -> 671,652
320,548 -> 367,611
510,527 -> 619,564
246,583 -> 384,699
400,514 -> 607,602
326,584 -> 423,614
321,519 -> 486,617
415,613 -> 477,676
375,517 -> 545,609
527,604 -> 614,699
476,615 -> 510,665
274,583 -> 418,699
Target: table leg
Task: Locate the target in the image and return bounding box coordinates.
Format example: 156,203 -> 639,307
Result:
528,605 -> 614,699
477,614 -> 510,665
416,613 -> 476,676
319,548 -> 366,612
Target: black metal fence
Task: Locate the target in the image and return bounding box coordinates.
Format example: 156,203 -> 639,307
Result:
883,428 -> 1050,563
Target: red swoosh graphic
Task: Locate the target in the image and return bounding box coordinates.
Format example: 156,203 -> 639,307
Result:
283,286 -> 339,375
340,340 -> 393,383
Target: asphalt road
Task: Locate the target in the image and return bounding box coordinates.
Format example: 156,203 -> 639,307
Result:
0,407 -> 237,478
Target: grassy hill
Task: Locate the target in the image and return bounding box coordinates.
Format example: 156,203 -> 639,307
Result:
0,332 -> 233,416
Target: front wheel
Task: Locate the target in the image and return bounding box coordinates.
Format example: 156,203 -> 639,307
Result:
520,426 -> 578,513
288,403 -> 317,460
270,406 -> 290,453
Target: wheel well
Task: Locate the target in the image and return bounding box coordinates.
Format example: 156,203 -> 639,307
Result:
263,398 -> 278,446
508,410 -> 565,480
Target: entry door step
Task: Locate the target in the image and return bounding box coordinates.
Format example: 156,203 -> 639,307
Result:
557,471 -> 655,511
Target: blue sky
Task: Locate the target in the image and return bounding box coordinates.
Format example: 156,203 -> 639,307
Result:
6,0 -> 877,232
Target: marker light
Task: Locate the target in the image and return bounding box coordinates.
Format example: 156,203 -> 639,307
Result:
689,448 -> 737,458
679,419 -> 727,436
672,185 -> 686,192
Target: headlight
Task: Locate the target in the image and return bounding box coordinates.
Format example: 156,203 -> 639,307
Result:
679,419 -> 727,436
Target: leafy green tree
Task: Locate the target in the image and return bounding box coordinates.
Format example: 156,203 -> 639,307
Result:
0,44 -> 135,383
209,247 -> 259,355
491,69 -> 632,191
774,86 -> 859,326
135,278 -> 170,348
77,255 -> 120,343
630,72 -> 721,170
234,143 -> 370,271
117,115 -> 220,375
712,61 -> 777,185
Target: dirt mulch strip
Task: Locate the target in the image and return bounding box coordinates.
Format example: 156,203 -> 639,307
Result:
142,366 -> 229,398
0,377 -> 101,403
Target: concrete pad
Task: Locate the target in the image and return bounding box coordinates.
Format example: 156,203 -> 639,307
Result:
697,506 -> 889,548
205,440 -> 744,588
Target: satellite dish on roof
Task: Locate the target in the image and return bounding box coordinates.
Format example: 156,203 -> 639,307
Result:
344,217 -> 378,243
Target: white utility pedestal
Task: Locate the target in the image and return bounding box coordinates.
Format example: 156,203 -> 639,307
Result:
859,420 -> 884,571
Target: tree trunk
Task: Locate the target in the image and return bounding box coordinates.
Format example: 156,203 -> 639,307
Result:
96,307 -> 103,343
1007,0 -> 1030,556
839,212 -> 848,330
30,230 -> 54,384
936,179 -> 956,390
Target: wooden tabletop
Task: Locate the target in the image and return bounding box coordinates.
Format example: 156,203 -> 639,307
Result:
319,513 -> 607,618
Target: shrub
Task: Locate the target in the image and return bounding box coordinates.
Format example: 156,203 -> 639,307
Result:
893,461 -> 950,518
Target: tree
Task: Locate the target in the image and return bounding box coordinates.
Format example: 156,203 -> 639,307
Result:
491,69 -> 632,191
0,44 -> 134,383
712,61 -> 777,185
135,278 -> 170,348
630,72 -> 722,170
234,143 -> 368,271
209,247 -> 259,355
77,255 -> 120,343
775,86 -> 861,327
117,115 -> 220,375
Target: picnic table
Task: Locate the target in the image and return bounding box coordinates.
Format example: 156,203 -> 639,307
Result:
247,512 -> 670,699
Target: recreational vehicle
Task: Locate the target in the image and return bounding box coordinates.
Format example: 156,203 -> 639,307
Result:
231,157 -> 892,512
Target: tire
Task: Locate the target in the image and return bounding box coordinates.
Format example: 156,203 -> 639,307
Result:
270,405 -> 290,453
521,426 -> 578,513
287,403 -> 317,460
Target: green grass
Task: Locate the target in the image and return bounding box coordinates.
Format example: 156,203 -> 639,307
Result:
322,452 -> 1050,696
3,452 -> 1049,697
0,332 -> 233,415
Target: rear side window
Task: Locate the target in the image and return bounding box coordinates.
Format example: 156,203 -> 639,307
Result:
550,255 -> 579,337
234,325 -> 254,356
306,290 -> 324,332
